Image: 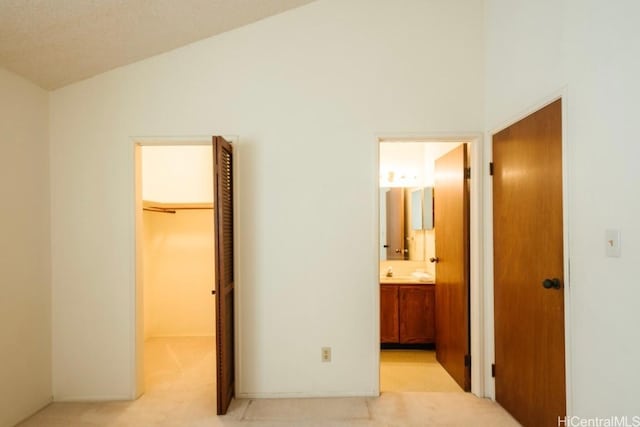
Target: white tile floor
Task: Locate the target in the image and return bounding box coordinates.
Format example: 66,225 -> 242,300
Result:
17,337 -> 520,426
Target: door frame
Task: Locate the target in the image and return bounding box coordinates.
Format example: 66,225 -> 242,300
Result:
486,89 -> 572,414
374,133 -> 485,397
130,135 -> 240,401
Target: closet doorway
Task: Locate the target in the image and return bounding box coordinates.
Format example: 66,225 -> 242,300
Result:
134,136 -> 235,415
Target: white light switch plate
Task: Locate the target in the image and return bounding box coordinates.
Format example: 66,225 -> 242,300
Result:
605,229 -> 621,257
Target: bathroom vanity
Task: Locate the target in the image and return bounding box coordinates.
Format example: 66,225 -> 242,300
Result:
380,279 -> 435,345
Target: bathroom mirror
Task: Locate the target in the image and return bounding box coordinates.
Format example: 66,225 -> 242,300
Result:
380,187 -> 433,261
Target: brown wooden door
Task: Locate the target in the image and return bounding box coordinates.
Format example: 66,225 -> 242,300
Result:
493,99 -> 565,426
434,144 -> 470,391
399,285 -> 435,344
380,285 -> 399,343
213,136 -> 234,415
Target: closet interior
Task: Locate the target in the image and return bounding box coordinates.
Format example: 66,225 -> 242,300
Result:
140,144 -> 216,394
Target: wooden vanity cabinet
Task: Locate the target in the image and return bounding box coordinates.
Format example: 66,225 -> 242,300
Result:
380,285 -> 399,343
380,283 -> 435,345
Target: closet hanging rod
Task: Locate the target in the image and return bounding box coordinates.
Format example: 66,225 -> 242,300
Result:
143,207 -> 176,214
143,206 -> 214,214
152,206 -> 214,210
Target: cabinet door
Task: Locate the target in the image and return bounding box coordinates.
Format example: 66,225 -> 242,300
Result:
380,285 -> 399,343
399,285 -> 435,344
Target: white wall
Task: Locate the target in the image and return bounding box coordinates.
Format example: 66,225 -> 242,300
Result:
141,145 -> 213,203
49,0 -> 484,399
143,209 -> 215,338
0,68 -> 51,426
379,142 -> 461,187
379,143 -> 426,187
142,145 -> 215,339
485,0 -> 640,417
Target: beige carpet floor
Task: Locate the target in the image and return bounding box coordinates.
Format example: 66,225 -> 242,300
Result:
380,350 -> 463,393
18,337 -> 519,426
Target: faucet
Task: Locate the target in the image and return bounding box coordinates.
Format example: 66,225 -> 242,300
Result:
386,267 -> 393,277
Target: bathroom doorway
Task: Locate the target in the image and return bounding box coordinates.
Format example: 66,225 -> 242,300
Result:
377,138 -> 478,394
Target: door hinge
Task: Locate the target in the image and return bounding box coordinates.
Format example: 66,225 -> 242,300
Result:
491,363 -> 496,378
489,162 -> 494,176
464,354 -> 471,367
464,167 -> 471,179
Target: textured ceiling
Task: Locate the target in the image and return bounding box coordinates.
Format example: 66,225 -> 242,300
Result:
0,0 -> 316,89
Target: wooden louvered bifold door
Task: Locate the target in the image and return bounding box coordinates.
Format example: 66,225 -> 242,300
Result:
213,136 -> 234,415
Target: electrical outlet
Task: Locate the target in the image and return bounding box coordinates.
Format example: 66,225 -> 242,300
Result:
321,347 -> 331,362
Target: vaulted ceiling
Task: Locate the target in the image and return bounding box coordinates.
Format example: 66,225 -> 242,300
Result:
0,0 -> 316,89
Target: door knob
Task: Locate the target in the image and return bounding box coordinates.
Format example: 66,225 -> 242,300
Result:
429,257 -> 439,263
542,278 -> 561,289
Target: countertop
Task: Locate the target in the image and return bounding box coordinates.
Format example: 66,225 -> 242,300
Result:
379,275 -> 435,285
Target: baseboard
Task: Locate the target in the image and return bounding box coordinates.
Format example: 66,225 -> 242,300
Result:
237,390 -> 379,399
9,396 -> 53,427
52,394 -> 134,402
